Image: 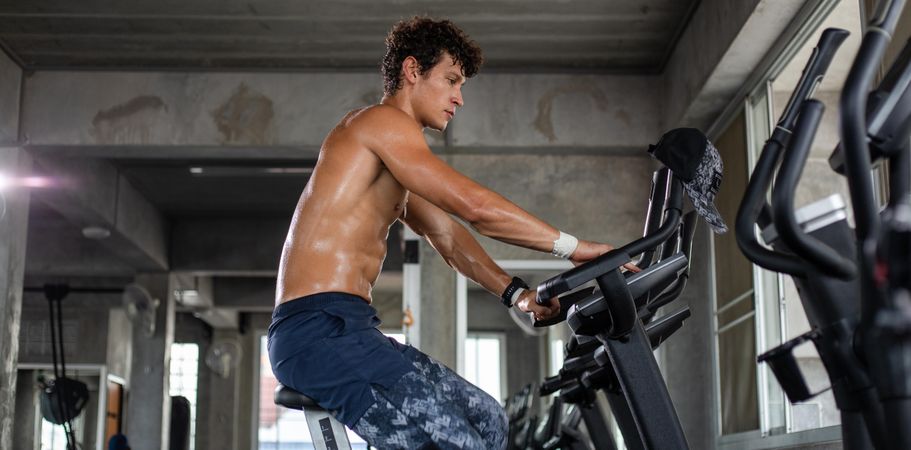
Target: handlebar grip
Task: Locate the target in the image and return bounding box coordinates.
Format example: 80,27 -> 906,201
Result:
536,251 -> 631,304
736,29 -> 849,277
779,28 -> 850,131
539,375 -> 569,396
772,100 -> 857,279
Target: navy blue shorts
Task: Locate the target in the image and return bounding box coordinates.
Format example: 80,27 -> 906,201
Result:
268,292 -> 508,449
267,292 -> 413,428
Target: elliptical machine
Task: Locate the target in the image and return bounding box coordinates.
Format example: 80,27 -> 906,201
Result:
529,140 -> 720,450
736,0 -> 911,448
532,166 -> 700,450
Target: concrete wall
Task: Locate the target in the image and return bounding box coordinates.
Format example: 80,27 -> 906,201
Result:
18,292 -> 120,365
451,153 -> 653,259
21,71 -> 662,154
0,50 -> 19,143
664,0 -> 807,129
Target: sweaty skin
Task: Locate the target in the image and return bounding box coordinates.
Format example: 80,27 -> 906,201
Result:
277,53 -> 632,320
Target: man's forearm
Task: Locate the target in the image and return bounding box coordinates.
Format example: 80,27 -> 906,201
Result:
464,190 -> 561,253
433,221 -> 513,298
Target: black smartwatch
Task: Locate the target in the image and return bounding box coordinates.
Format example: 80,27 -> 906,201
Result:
501,277 -> 529,308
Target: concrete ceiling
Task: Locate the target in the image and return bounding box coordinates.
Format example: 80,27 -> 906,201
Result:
116,159 -> 314,216
0,0 -> 699,73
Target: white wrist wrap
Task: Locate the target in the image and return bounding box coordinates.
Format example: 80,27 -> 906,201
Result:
510,288 -> 526,307
552,231 -> 579,259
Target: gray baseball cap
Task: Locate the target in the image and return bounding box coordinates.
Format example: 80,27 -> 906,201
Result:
648,128 -> 728,234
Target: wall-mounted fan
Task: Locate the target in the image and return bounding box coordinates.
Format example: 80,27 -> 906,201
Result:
205,341 -> 241,378
122,283 -> 159,338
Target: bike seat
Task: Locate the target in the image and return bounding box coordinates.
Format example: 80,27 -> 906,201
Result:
274,384 -> 318,409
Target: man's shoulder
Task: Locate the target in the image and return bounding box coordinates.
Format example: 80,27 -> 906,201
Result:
346,104 -> 420,132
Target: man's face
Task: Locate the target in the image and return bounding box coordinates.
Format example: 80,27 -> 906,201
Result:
413,52 -> 466,131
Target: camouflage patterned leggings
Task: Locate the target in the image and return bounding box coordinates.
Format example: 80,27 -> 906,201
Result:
352,347 -> 508,450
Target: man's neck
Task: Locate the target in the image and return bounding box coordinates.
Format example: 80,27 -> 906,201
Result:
380,93 -> 420,126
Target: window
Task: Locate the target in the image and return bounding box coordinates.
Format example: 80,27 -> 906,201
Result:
549,337 -> 565,377
169,343 -> 200,450
40,416 -> 85,450
712,110 -> 760,435
464,332 -> 506,402
37,370 -> 93,450
256,335 -> 369,450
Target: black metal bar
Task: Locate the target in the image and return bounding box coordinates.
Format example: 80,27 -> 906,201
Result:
599,322 -> 688,450
639,169 -> 672,270
24,286 -> 124,294
736,28 -> 850,277
603,387 -> 646,450
579,402 -> 617,450
887,142 -> 911,206
771,99 -> 857,279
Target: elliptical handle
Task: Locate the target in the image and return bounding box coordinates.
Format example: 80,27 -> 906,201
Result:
840,0 -> 906,244
779,28 -> 851,132
771,100 -> 857,279
735,29 -> 850,277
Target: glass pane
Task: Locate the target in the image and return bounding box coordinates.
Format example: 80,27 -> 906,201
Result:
549,338 -> 565,377
719,315 -> 760,434
713,109 -> 760,435
464,334 -> 503,402
169,343 -> 199,450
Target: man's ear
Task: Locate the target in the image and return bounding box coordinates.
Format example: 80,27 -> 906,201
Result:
401,56 -> 420,85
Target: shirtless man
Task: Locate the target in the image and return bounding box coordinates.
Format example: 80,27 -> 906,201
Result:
268,17 -> 631,450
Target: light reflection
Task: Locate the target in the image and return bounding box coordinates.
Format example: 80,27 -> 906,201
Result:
0,173 -> 54,191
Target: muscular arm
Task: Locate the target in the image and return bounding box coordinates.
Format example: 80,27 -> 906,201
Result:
363,106 -> 560,252
401,194 -> 560,317
362,106 -> 635,275
401,194 -> 512,296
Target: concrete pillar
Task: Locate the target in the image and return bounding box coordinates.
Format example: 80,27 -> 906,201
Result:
0,147 -> 30,450
204,329 -> 242,450
0,44 -> 25,450
125,273 -> 175,450
12,369 -> 38,450
418,239 -> 457,368
659,225 -> 716,450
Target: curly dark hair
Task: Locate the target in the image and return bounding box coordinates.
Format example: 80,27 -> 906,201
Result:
381,17 -> 483,96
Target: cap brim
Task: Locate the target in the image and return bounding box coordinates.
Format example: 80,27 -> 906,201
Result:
694,200 -> 728,234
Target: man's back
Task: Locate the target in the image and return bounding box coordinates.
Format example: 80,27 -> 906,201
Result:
276,106 -> 409,304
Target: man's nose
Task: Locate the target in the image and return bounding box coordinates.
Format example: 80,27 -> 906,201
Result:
452,90 -> 464,107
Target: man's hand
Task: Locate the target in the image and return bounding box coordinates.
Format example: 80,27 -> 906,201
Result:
515,289 -> 560,321
570,240 -> 640,273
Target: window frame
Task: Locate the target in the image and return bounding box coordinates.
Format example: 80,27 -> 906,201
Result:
464,331 -> 508,402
